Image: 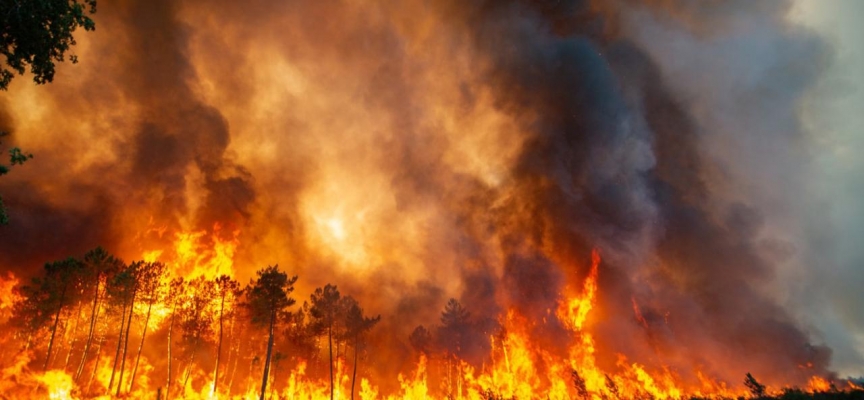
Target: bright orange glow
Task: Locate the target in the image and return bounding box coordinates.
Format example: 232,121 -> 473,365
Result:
808,376 -> 832,392
140,223 -> 239,279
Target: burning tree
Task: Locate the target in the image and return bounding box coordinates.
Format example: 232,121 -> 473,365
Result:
12,257 -> 84,371
244,265 -> 297,400
309,283 -> 345,400
178,276 -> 216,392
438,298 -> 471,397
342,295 -> 380,400
74,247 -> 123,383
105,260 -> 141,395
212,274 -> 241,396
127,261 -> 166,393
163,276 -> 185,398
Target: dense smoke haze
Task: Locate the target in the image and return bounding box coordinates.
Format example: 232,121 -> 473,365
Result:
0,0 -> 860,396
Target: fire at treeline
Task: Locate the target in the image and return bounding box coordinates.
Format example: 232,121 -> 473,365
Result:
0,247 -> 859,400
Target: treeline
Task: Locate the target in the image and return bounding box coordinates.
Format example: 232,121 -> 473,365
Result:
6,247 -> 379,399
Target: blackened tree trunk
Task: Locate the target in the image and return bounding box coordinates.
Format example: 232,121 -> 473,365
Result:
329,323 -> 334,400
166,306 -> 176,400
63,300 -> 84,371
351,332 -> 359,400
260,309 -> 276,400
116,289 -> 137,396
75,279 -> 101,382
43,283 -> 68,371
108,299 -> 128,392
213,293 -> 225,395
128,299 -> 153,393
87,333 -> 105,394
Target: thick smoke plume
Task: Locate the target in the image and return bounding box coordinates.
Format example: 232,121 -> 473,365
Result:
0,0 -> 850,388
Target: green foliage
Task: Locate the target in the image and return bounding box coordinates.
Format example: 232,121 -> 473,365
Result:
0,130 -> 33,225
0,0 -> 97,90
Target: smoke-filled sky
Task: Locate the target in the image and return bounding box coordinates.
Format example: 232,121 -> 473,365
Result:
788,0 -> 864,377
0,0 -> 861,382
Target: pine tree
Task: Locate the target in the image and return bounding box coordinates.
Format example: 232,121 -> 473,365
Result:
245,265 -> 297,400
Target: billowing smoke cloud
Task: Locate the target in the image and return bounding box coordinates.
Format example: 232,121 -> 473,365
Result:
0,0 -> 850,387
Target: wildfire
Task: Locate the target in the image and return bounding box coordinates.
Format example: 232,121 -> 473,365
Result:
0,241 -> 854,400
140,223 -> 240,279
807,376 -> 832,392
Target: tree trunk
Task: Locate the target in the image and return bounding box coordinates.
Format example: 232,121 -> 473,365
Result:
226,312 -> 238,394
328,323 -> 334,400
44,283 -> 68,371
108,298 -> 129,392
352,332 -> 363,400
116,290 -> 137,397
128,300 -> 153,393
351,333 -> 359,400
259,310 -> 276,400
87,334 -> 105,394
76,279 -> 101,382
64,301 -> 84,371
182,338 -> 199,392
166,304 -> 177,400
213,293 -> 225,396
228,338 -> 240,395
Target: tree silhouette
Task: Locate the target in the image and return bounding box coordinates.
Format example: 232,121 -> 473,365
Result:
127,261 -> 166,393
342,296 -> 380,400
0,131 -> 33,225
245,265 -> 297,400
74,247 -> 122,382
212,274 -> 240,396
164,276 -> 185,400
0,0 -> 97,90
40,257 -> 84,371
179,276 -> 216,392
745,372 -> 766,398
310,284 -> 343,400
438,298 -> 470,357
409,325 -> 432,356
437,298 -> 471,398
106,260 -> 140,395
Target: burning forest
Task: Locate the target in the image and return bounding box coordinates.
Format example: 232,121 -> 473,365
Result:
0,0 -> 862,399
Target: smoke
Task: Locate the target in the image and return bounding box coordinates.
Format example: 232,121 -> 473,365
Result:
0,0 -> 850,385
